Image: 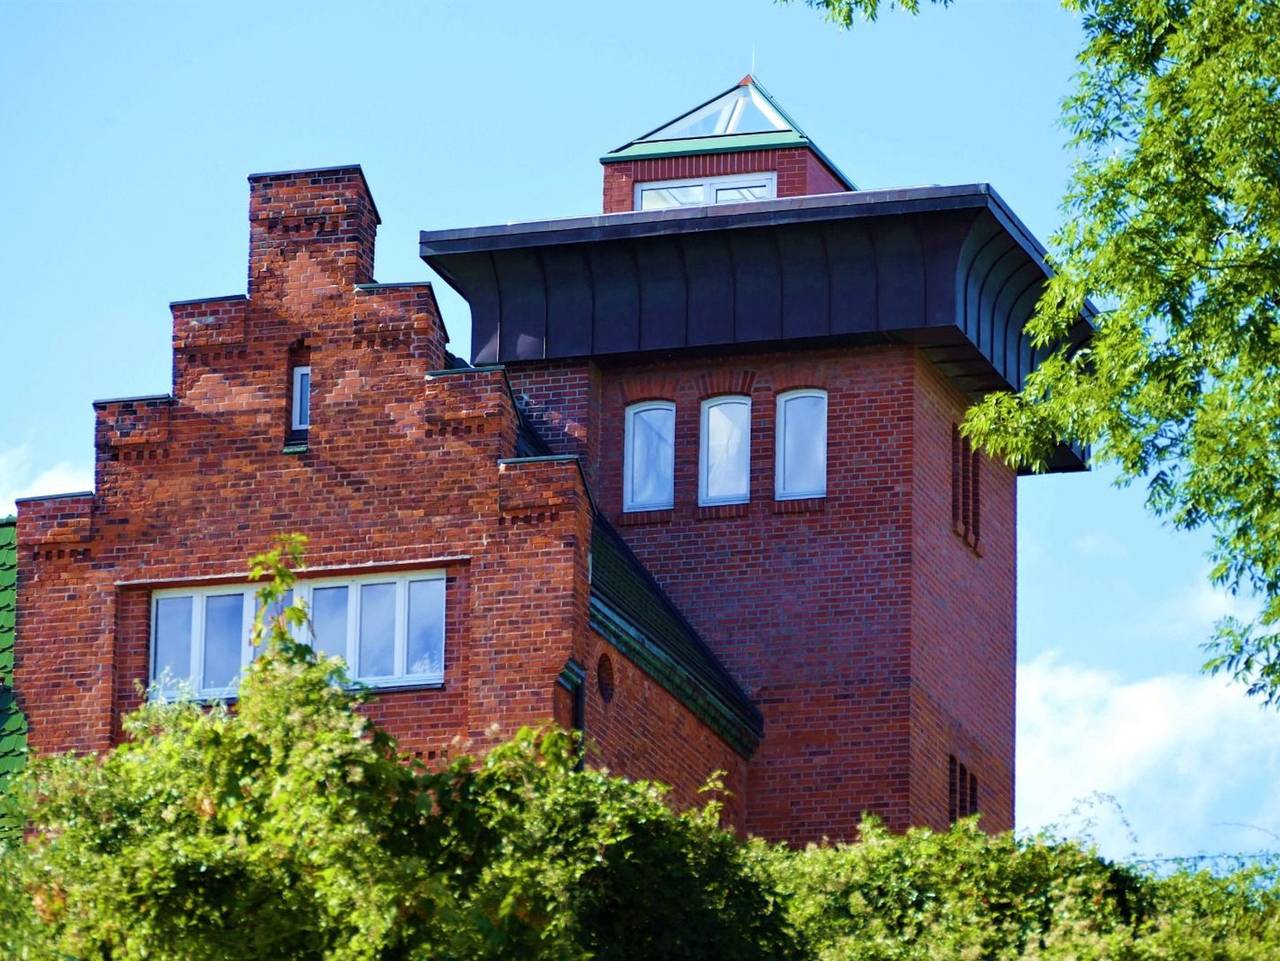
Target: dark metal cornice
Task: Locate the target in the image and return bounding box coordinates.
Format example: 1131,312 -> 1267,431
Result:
420,185 -> 1091,472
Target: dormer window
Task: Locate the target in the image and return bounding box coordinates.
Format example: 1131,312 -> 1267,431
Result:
291,365 -> 311,432
637,173 -> 777,211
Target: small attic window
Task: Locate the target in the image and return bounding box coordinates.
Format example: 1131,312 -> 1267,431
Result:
291,365 -> 311,431
640,84 -> 790,141
637,172 -> 777,211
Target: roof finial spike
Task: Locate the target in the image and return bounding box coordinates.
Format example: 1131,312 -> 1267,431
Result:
750,46 -> 756,81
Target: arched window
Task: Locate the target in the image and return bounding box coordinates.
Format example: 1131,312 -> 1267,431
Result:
699,395 -> 751,506
623,401 -> 676,512
775,389 -> 827,500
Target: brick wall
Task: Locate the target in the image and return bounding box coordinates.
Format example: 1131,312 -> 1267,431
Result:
14,168 -> 747,824
602,146 -> 850,213
582,633 -> 749,827
508,344 -> 1016,842
907,354 -> 1016,831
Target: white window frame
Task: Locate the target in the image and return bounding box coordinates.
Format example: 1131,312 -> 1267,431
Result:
150,586 -> 256,700
634,172 -> 778,211
149,569 -> 446,700
698,395 -> 752,507
623,400 -> 676,512
291,365 -> 311,431
774,389 -> 828,501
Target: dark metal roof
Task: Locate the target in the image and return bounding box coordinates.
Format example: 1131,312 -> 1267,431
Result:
420,184 -> 1091,472
589,515 -> 763,756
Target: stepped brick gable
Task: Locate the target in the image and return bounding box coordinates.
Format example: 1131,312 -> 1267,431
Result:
16,81 -> 1088,842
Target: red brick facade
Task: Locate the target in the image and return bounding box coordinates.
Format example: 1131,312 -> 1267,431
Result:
16,156 -> 1018,845
602,146 -> 848,213
506,346 -> 1015,842
15,167 -> 748,826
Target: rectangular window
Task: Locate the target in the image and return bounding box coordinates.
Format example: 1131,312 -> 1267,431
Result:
149,570 -> 446,698
291,365 -> 311,431
951,424 -> 981,544
636,172 -> 777,211
624,401 -> 676,512
948,754 -> 980,822
775,389 -> 827,500
699,396 -> 751,505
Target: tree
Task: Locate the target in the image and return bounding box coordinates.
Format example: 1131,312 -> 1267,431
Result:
0,536 -> 797,961
793,0 -> 950,28
791,0 -> 1280,706
3,538 -> 1278,957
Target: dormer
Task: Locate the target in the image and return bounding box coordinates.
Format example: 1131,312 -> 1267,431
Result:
601,76 -> 856,213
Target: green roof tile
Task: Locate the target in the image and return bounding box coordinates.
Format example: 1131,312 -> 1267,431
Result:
589,516 -> 762,756
0,516 -> 27,837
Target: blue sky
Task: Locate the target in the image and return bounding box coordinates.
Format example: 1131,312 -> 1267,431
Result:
2,0 -> 1276,860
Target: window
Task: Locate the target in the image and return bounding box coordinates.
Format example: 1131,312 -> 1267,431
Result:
699,395 -> 751,506
951,425 -> 980,543
636,172 -> 777,211
291,365 -> 311,431
948,755 -> 980,822
623,401 -> 675,512
150,570 -> 445,698
775,389 -> 827,500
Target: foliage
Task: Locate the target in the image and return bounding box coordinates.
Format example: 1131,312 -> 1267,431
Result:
769,821 -> 1280,960
795,0 -> 1280,705
784,0 -> 950,28
2,540 -> 1278,958
0,536 -> 796,961
961,0 -> 1280,706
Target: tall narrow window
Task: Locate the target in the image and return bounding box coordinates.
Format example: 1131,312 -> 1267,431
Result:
951,424 -> 981,545
623,401 -> 675,512
291,365 -> 311,432
699,396 -> 751,506
948,754 -> 980,822
775,389 -> 827,500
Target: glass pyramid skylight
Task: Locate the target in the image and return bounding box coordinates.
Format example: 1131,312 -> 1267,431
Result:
638,84 -> 793,142
602,77 -> 855,192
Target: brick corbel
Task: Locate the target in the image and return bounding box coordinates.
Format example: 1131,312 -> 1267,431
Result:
171,295 -> 247,350
496,456 -> 588,520
17,494 -> 95,549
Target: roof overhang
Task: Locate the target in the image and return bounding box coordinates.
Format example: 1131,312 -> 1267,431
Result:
420,184 -> 1092,473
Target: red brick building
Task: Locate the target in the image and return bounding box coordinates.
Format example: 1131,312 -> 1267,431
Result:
14,78 -> 1088,843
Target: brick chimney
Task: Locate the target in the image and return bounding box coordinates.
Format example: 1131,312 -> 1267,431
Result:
247,165 -> 380,295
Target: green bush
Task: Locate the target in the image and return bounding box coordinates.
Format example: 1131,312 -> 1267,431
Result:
1,536 -> 1277,959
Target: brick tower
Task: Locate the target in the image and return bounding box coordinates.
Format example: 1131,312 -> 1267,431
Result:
421,77 -> 1090,842
15,81 -> 1088,847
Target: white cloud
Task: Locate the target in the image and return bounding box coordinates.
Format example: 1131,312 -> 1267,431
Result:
1018,653 -> 1280,860
1069,531 -> 1128,559
0,445 -> 94,516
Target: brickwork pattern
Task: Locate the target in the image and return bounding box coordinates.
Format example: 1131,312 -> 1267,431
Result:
602,146 -> 850,213
508,345 -> 1016,843
15,169 -> 745,827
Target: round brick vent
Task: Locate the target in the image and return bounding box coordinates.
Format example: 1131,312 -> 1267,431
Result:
597,654 -> 616,703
